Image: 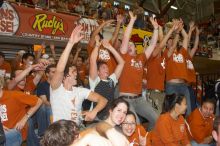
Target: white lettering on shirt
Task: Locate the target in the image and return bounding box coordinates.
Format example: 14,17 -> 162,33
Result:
131,59 -> 143,69
173,53 -> 184,63
0,104 -> 8,122
99,49 -> 110,60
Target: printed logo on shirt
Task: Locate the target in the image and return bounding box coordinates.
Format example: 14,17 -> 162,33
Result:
131,59 -> 143,69
161,58 -> 166,69
99,49 -> 110,60
180,124 -> 185,133
0,104 -> 8,122
173,53 -> 184,63
186,59 -> 194,70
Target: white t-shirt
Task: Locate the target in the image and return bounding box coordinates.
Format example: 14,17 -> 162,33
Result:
89,73 -> 118,91
50,84 -> 91,125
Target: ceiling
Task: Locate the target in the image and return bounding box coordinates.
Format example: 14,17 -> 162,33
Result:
116,0 -> 220,23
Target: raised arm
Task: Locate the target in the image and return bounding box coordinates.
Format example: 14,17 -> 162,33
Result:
50,43 -> 57,60
102,40 -> 125,79
187,21 -> 196,47
33,61 -> 48,85
89,40 -> 101,80
72,47 -> 82,65
152,20 -> 179,57
120,11 -> 137,54
144,17 -> 159,59
167,21 -> 183,58
158,25 -> 164,43
89,19 -> 115,48
110,15 -> 124,45
180,19 -> 188,50
36,42 -> 46,62
50,25 -> 84,90
7,63 -> 44,90
190,27 -> 200,58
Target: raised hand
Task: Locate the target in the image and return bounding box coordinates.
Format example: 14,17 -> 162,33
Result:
129,11 -> 137,21
102,39 -> 112,50
172,19 -> 180,31
176,19 -> 184,32
76,47 -> 82,53
138,128 -> 148,146
149,17 -> 159,29
195,26 -> 202,35
50,43 -> 55,51
117,14 -> 124,24
69,25 -> 84,44
189,21 -> 195,31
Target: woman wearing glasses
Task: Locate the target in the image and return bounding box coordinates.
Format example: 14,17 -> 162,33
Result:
121,111 -> 148,146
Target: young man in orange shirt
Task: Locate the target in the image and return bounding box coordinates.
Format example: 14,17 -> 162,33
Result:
0,76 -> 42,146
146,20 -> 180,114
87,15 -> 123,74
186,97 -> 215,146
187,21 -> 200,111
119,11 -> 159,130
164,19 -> 192,115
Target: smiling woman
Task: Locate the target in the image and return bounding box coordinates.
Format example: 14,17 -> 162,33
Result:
121,111 -> 148,146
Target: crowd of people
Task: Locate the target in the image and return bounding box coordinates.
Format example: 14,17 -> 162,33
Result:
0,3 -> 220,146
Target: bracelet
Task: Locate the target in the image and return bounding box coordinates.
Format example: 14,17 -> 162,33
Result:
154,28 -> 159,30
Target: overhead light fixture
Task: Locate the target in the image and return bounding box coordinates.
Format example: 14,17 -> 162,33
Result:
152,14 -> 156,18
171,5 -> 178,10
168,0 -> 170,3
144,11 -> 149,16
125,5 -> 130,10
113,1 -> 119,6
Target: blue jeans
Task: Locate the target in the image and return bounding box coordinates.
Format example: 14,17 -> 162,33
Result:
165,82 -> 191,115
191,140 -> 215,146
5,129 -> 22,146
27,105 -> 52,146
123,96 -> 159,131
36,105 -> 52,136
26,118 -> 40,146
188,86 -> 197,111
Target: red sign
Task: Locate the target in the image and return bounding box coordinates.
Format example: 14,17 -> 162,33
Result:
0,1 -> 80,41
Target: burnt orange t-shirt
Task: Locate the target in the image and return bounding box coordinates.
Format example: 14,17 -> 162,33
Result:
146,54 -> 166,91
128,124 -> 147,146
165,48 -> 188,81
87,43 -> 117,74
119,53 -> 146,94
0,90 -> 38,140
151,113 -> 190,146
13,75 -> 36,94
186,55 -> 196,84
0,61 -> 11,74
186,108 -> 214,143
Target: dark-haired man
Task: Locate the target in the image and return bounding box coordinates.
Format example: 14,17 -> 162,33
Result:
50,25 -> 107,126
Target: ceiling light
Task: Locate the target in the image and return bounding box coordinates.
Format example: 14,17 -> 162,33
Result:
171,5 -> 178,10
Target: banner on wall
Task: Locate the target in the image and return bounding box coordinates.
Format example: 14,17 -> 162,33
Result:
123,26 -> 152,54
0,1 -> 81,42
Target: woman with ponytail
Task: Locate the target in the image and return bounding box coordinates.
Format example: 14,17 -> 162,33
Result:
151,94 -> 191,146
